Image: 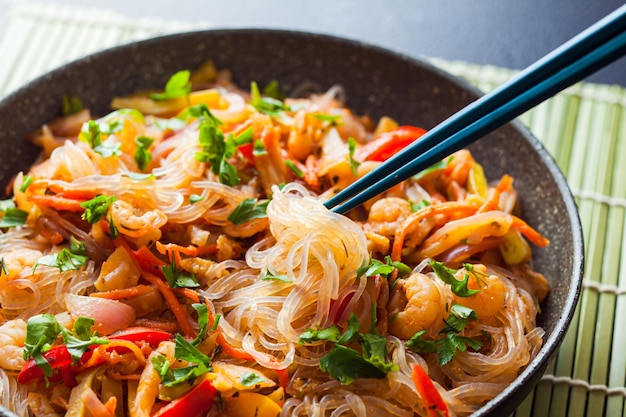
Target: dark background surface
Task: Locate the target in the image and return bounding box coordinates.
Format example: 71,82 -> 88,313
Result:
12,0 -> 625,87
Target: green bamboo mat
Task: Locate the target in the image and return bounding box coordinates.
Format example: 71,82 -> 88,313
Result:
1,2 -> 626,416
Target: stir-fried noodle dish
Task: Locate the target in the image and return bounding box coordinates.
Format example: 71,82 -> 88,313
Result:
0,63 -> 550,417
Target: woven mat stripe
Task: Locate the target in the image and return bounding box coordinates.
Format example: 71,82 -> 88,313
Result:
2,3 -> 626,417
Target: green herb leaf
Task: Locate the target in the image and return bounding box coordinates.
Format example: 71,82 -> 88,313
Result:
233,127 -> 254,146
33,247 -> 89,273
406,330 -> 438,354
189,194 -> 203,204
151,353 -> 209,387
348,137 -> 360,176
227,198 -> 270,225
285,160 -> 304,178
79,120 -> 121,158
441,304 -> 478,333
211,314 -> 221,332
191,303 -> 209,346
194,109 -> 240,186
62,317 -> 109,363
134,135 -> 154,172
261,273 -> 292,283
20,175 -> 33,192
252,139 -> 267,156
250,81 -> 291,117
240,372 -> 267,387
262,80 -> 286,101
357,256 -> 411,279
413,156 -> 453,181
62,95 -> 84,116
80,195 -> 117,224
23,314 -> 63,377
108,213 -> 119,239
409,199 -> 430,212
313,114 -> 342,125
0,207 -> 28,228
319,344 -> 386,384
299,325 -> 342,344
430,261 -> 481,297
150,70 -> 192,101
162,258 -> 199,288
174,334 -> 211,366
0,257 -> 8,276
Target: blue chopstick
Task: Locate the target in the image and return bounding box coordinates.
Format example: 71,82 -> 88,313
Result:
324,4 -> 626,214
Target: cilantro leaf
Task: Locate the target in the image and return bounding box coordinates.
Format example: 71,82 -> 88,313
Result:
319,344 -> 386,384
174,334 -> 211,366
191,303 -> 209,346
150,70 -> 192,101
80,195 -> 117,224
0,199 -> 15,211
227,198 -> 269,225
348,137 -> 360,176
409,199 -> 430,212
162,258 -> 199,288
33,247 -> 88,273
152,353 -> 209,387
406,330 -> 438,354
413,156 -> 453,181
441,304 -> 479,333
79,120 -> 121,158
240,372 -> 267,387
252,139 -> 267,156
299,325 -> 342,344
357,256 -> 410,279
313,114 -> 342,125
430,261 -> 481,297
437,333 -> 482,365
250,81 -> 291,117
262,80 -> 286,101
134,135 -> 154,172
194,109 -> 240,186
62,317 -> 109,363
23,314 -> 62,377
0,207 -> 28,228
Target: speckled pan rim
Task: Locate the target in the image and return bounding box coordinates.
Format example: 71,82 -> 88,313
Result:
0,28 -> 584,417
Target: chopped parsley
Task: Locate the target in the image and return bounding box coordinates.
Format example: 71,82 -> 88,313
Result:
227,198 -> 270,225
191,303 -> 210,345
299,312 -> 397,384
23,314 -> 108,378
80,195 -> 117,224
313,113 -> 342,126
406,304 -> 482,365
162,258 -> 199,288
409,199 -> 430,212
252,139 -> 267,156
193,107 -> 242,186
357,256 -> 411,280
33,237 -> 89,273
430,261 -> 482,297
152,333 -> 212,387
134,135 -> 154,171
262,80 -> 286,101
250,81 -> 291,117
150,70 -> 192,101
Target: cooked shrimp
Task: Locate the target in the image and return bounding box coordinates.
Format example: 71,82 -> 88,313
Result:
0,248 -> 43,284
452,264 -> 506,320
109,199 -> 168,238
0,319 -> 27,371
365,197 -> 412,237
388,273 -> 445,340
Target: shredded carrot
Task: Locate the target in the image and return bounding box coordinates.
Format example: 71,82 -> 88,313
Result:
478,174 -> 514,213
89,284 -> 154,300
115,238 -> 197,338
511,216 -> 550,247
216,332 -> 255,361
391,200 -> 481,261
28,194 -> 85,212
77,340 -> 146,372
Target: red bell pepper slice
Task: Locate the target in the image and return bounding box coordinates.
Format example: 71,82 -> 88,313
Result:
411,364 -> 450,417
152,377 -> 218,417
109,326 -> 171,346
16,345 -> 87,386
356,126 -> 426,162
